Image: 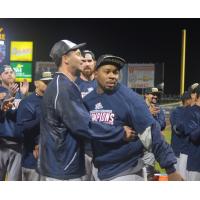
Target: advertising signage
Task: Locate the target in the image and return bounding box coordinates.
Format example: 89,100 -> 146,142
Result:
127,64 -> 155,88
0,41 -> 6,63
10,41 -> 33,61
0,27 -> 6,63
0,27 -> 6,40
10,62 -> 32,82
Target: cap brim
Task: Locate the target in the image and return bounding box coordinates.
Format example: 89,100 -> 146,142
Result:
40,78 -> 53,81
70,43 -> 87,52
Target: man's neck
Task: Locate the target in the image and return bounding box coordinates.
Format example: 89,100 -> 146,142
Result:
58,66 -> 76,82
2,82 -> 10,90
80,74 -> 94,81
96,86 -> 104,94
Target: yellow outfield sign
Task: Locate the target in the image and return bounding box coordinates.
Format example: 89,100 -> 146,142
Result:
0,27 -> 6,40
10,41 -> 33,61
15,77 -> 32,82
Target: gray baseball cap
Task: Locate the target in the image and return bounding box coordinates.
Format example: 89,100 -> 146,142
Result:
50,39 -> 86,62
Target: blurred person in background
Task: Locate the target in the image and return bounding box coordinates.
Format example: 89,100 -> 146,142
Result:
0,64 -> 29,181
76,50 -> 97,181
16,72 -> 53,181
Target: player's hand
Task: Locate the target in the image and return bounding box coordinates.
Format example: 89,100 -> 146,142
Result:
0,92 -> 6,100
123,126 -> 136,141
8,83 -> 19,96
168,171 -> 184,181
149,104 -> 160,116
1,97 -> 15,112
33,145 -> 39,159
20,79 -> 29,95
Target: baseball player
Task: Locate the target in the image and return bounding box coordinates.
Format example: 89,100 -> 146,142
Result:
38,39 -> 134,181
75,50 -> 97,181
170,91 -> 192,180
16,72 -> 53,181
182,84 -> 200,180
188,83 -> 199,106
144,87 -> 166,131
76,50 -> 96,98
143,87 -> 166,180
0,65 -> 29,181
83,54 -> 183,181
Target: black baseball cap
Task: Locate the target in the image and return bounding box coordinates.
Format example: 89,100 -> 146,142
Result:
96,55 -> 126,70
144,87 -> 161,95
50,39 -> 86,62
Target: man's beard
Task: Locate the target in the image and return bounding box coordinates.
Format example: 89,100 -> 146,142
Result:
82,69 -> 93,78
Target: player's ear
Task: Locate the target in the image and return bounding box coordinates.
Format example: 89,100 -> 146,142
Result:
63,54 -> 70,64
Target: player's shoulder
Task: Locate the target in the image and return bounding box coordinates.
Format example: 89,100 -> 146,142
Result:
0,86 -> 8,93
19,92 -> 35,105
118,84 -> 144,102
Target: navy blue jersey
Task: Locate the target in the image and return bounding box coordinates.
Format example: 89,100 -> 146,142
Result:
170,106 -> 189,157
0,86 -> 24,139
184,105 -> 200,171
83,83 -> 176,179
16,92 -> 42,169
38,73 -> 126,180
75,76 -> 97,155
75,76 -> 96,98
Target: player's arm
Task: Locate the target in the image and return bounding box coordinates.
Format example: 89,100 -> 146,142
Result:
184,109 -> 200,142
155,107 -> 166,131
183,107 -> 199,141
189,126 -> 200,143
170,109 -> 182,136
127,93 -> 182,180
16,100 -> 40,135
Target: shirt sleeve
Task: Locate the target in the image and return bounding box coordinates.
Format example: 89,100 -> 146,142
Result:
126,92 -> 154,133
184,108 -> 200,143
16,100 -> 40,136
155,107 -> 166,131
126,92 -> 176,173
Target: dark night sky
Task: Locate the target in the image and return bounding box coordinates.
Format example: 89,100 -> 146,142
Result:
0,18 -> 200,94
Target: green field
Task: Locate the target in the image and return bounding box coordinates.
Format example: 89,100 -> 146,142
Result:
155,125 -> 172,173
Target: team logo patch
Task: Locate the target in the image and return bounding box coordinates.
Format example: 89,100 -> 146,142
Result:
95,102 -> 103,110
90,110 -> 115,125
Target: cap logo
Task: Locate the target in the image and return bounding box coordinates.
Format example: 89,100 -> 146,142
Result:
152,88 -> 159,93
